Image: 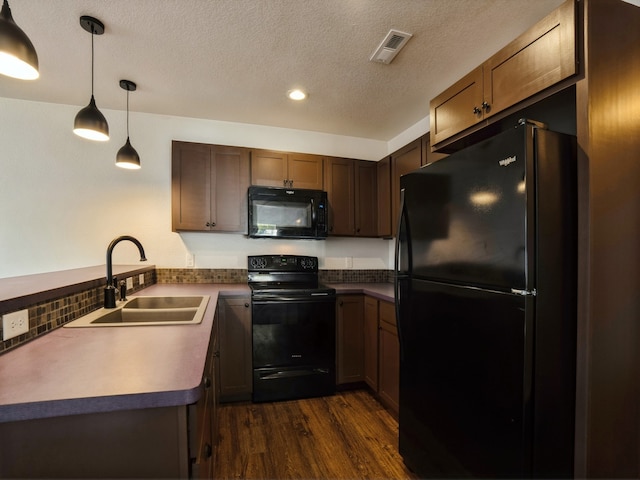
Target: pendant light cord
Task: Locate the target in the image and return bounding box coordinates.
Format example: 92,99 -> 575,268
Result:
90,25 -> 95,96
126,90 -> 130,137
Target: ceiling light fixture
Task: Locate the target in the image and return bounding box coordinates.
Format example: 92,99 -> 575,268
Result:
73,16 -> 109,142
0,0 -> 39,80
115,79 -> 141,170
288,89 -> 307,101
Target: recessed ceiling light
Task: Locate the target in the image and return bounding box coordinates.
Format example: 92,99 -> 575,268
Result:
288,89 -> 307,101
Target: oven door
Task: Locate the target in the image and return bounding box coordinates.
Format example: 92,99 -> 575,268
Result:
251,294 -> 336,401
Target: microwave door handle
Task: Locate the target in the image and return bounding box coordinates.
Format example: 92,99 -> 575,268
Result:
310,198 -> 316,223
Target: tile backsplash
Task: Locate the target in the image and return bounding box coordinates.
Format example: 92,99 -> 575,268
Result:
156,268 -> 392,284
0,270 -> 155,354
1,268 -> 391,354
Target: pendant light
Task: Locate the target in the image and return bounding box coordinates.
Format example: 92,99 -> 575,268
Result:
0,0 -> 39,79
116,79 -> 141,169
73,16 -> 109,142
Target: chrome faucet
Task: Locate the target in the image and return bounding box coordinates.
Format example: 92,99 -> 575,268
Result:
105,235 -> 147,308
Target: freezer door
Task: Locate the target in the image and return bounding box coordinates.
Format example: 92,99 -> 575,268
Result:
400,126 -> 531,290
398,279 -> 533,478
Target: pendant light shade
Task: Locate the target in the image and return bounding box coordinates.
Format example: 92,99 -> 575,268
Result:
0,0 -> 39,80
73,16 -> 109,141
115,79 -> 141,169
74,94 -> 109,141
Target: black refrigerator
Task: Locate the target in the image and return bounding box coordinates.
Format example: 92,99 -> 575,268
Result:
395,120 -> 577,478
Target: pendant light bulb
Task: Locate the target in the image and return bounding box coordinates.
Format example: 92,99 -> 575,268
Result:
73,16 -> 109,142
0,0 -> 39,80
115,79 -> 140,169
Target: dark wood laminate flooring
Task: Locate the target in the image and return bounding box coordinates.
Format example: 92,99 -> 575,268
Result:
214,389 -> 417,479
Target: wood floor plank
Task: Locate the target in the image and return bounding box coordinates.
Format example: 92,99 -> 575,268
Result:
214,390 -> 417,479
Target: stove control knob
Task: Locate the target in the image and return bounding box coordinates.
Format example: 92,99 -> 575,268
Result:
250,257 -> 267,269
300,258 -> 316,269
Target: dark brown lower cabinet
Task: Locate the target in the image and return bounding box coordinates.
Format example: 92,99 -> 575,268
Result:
363,296 -> 379,390
378,300 -> 399,414
336,295 -> 364,384
218,295 -> 252,402
338,294 -> 399,416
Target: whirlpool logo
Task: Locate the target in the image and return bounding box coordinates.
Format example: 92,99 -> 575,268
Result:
499,155 -> 517,167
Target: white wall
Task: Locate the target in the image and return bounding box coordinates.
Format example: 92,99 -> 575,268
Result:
0,97 -> 408,279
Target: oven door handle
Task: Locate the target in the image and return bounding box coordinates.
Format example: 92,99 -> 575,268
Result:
252,295 -> 336,303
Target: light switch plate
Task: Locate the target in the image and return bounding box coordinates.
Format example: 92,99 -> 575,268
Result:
126,277 -> 134,290
3,309 -> 29,340
139,274 -> 145,285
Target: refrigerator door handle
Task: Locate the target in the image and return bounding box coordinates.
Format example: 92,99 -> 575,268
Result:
511,288 -> 537,296
395,188 -> 408,360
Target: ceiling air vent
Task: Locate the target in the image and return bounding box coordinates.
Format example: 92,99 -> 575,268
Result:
369,29 -> 413,64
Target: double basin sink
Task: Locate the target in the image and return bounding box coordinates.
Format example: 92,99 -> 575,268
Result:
64,295 -> 210,328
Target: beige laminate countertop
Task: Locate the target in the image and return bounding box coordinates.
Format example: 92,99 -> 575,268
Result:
0,283 -> 249,424
329,283 -> 395,303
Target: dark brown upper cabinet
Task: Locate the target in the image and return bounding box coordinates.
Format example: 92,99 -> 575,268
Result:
324,157 -> 377,237
430,0 -> 576,147
172,141 -> 250,233
250,149 -> 323,190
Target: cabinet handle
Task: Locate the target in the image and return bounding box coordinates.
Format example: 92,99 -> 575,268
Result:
481,101 -> 490,111
204,443 -> 212,458
473,106 -> 482,115
206,221 -> 216,228
203,376 -> 212,388
244,302 -> 250,308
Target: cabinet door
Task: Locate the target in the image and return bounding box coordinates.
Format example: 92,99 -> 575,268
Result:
210,146 -> 250,233
363,296 -> 379,391
429,66 -> 484,146
423,132 -> 448,166
377,156 -> 392,238
325,157 -> 355,236
483,0 -> 576,117
218,297 -> 252,401
288,153 -> 324,190
378,300 -> 399,414
336,295 -> 364,384
355,161 -> 377,237
250,149 -> 288,186
391,139 -> 422,237
171,141 -> 212,231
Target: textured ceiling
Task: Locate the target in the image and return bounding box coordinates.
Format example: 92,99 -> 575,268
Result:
1,0 -> 567,141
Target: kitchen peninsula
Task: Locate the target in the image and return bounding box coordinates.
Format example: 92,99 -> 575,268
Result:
0,281 -> 248,478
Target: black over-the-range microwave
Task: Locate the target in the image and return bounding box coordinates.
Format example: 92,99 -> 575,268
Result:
247,185 -> 328,239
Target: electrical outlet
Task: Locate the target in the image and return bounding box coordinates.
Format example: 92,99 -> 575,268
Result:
186,253 -> 195,267
126,277 -> 134,290
2,309 -> 29,341
139,274 -> 145,286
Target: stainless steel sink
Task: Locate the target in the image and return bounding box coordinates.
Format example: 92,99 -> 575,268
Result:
123,296 -> 205,310
64,295 -> 210,327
